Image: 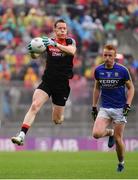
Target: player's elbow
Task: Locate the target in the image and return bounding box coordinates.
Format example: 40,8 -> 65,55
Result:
72,50 -> 76,56
72,48 -> 76,55
68,46 -> 76,55
67,49 -> 76,56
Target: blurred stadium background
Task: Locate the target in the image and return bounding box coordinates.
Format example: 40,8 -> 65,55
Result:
0,0 -> 138,152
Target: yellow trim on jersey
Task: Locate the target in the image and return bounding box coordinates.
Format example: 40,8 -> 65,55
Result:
116,63 -> 132,81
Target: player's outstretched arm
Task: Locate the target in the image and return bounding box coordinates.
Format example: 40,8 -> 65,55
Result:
56,43 -> 76,55
42,37 -> 76,55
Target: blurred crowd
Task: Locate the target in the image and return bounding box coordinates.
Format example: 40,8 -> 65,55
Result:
0,0 -> 138,90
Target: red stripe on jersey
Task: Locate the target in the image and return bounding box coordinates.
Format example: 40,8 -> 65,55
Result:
55,39 -> 67,45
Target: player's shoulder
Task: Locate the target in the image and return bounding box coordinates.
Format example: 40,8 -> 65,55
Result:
95,63 -> 105,71
115,63 -> 129,72
66,37 -> 76,45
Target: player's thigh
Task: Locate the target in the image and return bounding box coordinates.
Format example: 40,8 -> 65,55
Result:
93,108 -> 112,132
51,85 -> 70,106
51,83 -> 70,120
32,89 -> 49,108
52,104 -> 65,119
93,118 -> 111,134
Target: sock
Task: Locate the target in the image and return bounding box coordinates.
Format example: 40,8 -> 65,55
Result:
111,129 -> 114,136
107,129 -> 114,136
19,131 -> 25,139
21,123 -> 30,134
119,161 -> 124,165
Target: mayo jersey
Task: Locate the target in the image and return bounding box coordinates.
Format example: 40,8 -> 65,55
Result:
94,63 -> 131,108
42,37 -> 75,81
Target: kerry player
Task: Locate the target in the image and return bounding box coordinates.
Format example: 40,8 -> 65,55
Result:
91,44 -> 134,172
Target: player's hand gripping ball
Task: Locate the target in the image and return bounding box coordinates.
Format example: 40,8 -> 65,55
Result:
28,37 -> 46,54
42,37 -> 57,47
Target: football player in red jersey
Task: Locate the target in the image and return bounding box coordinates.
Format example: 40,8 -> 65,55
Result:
11,19 -> 76,145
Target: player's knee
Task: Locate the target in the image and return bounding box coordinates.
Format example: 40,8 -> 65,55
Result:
53,115 -> 64,124
92,131 -> 102,139
31,101 -> 41,114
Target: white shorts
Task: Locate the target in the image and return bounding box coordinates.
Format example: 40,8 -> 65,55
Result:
97,107 -> 127,123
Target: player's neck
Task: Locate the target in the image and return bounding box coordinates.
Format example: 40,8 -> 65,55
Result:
56,37 -> 66,42
105,62 -> 115,69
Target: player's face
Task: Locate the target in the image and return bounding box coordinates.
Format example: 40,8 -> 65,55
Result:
103,49 -> 116,68
54,22 -> 67,39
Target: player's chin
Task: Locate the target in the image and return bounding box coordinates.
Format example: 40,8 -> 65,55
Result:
106,61 -> 113,67
59,35 -> 66,39
53,119 -> 64,125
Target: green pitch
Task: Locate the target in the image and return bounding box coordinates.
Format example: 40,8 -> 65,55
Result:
0,151 -> 138,179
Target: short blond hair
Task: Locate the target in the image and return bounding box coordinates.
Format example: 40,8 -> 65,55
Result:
103,44 -> 117,54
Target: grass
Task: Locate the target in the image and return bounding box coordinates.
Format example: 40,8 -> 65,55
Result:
0,151 -> 138,179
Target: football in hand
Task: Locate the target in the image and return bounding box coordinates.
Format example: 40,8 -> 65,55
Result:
30,37 -> 46,53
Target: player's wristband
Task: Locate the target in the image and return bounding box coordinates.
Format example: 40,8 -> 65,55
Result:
92,107 -> 97,111
126,104 -> 131,109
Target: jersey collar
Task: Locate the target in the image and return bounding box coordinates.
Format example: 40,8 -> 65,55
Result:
104,62 -> 116,69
